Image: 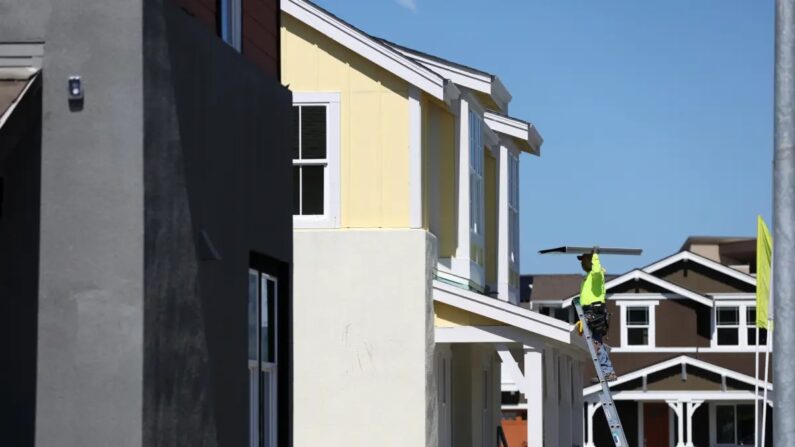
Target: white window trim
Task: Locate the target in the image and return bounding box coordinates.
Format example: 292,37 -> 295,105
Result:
711,301 -> 764,349
292,92 -> 341,229
710,402 -> 756,447
617,300 -> 659,348
249,270 -> 279,447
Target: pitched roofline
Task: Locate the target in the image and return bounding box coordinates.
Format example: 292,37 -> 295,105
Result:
642,250 -> 757,286
433,280 -> 573,344
483,110 -> 543,155
582,355 -> 773,397
381,39 -> 512,110
282,0 -> 447,100
561,269 -> 713,308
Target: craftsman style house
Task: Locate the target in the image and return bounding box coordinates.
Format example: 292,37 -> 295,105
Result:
520,237 -> 773,447
280,1 -> 587,445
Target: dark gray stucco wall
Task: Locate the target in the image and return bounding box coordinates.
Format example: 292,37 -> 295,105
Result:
30,0 -> 145,445
0,77 -> 42,447
144,1 -> 293,446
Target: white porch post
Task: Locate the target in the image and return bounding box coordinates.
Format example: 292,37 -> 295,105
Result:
453,98 -> 471,278
684,400 -> 703,447
524,345 -> 544,447
585,402 -> 601,447
497,143 -> 510,302
667,400 -> 685,447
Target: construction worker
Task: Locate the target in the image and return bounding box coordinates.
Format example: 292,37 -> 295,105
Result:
577,249 -> 617,382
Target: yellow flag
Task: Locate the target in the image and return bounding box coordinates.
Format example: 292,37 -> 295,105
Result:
756,216 -> 773,329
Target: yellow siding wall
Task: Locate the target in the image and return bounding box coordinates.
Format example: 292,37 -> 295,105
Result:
281,14 -> 410,228
485,152 -> 497,285
422,97 -> 457,257
434,302 -> 503,327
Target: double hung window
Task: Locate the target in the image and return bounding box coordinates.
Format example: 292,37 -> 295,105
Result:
746,306 -> 769,346
716,307 -> 740,346
249,269 -> 278,447
291,93 -> 340,228
626,307 -> 650,346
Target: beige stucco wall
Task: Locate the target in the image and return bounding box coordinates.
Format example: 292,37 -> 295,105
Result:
293,229 -> 437,446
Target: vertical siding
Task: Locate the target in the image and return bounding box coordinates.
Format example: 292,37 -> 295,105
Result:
242,0 -> 280,77
174,0 -> 217,33
423,97 -> 457,257
281,14 -> 411,228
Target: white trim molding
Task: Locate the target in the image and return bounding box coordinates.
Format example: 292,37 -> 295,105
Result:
408,86 -> 422,228
291,92 -> 341,229
582,355 -> 773,398
282,0 -> 446,100
642,250 -> 757,286
616,299 -> 660,348
484,111 -> 543,155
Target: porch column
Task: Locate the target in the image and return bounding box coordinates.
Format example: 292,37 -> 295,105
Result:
497,142 -> 510,302
667,400 -> 685,447
453,98 -> 471,277
524,345 -> 544,447
684,400 -> 704,447
585,401 -> 601,447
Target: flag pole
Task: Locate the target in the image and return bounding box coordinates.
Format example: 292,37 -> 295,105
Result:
761,323 -> 773,447
755,327 -> 760,447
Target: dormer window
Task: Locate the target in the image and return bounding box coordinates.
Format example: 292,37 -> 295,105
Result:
716,307 -> 740,345
712,303 -> 767,348
617,300 -> 658,348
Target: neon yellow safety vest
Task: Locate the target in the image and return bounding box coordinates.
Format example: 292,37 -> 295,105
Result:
580,253 -> 606,306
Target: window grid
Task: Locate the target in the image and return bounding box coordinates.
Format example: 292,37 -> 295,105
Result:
626,306 -> 650,346
716,306 -> 740,346
292,105 -> 328,217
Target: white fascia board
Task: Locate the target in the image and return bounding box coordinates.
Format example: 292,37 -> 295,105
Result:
491,76 -> 512,108
582,355 -> 773,397
642,250 -> 757,286
562,270 -> 713,308
484,111 -> 542,156
283,0 -> 445,100
608,390 -> 761,402
433,280 -> 572,344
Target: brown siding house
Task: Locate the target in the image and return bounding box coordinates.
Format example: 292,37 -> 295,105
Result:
519,238 -> 773,447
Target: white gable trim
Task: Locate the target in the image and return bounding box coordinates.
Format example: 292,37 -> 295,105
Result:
484,111 -> 543,155
642,250 -> 757,286
582,355 -> 773,398
282,0 -> 446,100
562,270 -> 713,308
433,280 -> 572,344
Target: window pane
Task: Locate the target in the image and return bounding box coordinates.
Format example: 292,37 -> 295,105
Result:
292,106 -> 300,159
260,277 -> 273,363
292,166 -> 300,215
717,327 -> 739,345
737,404 -> 755,445
248,271 -> 259,361
301,165 -> 324,215
717,307 -> 739,325
300,106 -> 326,159
627,328 -> 648,345
747,307 -> 757,325
760,328 -> 769,345
750,327 -> 769,346
716,405 -> 736,444
627,307 -> 649,325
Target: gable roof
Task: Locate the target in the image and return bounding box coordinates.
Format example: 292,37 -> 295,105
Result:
582,355 -> 773,398
380,38 -> 512,110
433,280 -> 574,344
642,250 -> 757,286
282,0 -> 448,100
561,269 -> 713,308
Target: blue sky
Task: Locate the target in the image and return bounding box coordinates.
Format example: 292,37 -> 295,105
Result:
312,0 -> 774,275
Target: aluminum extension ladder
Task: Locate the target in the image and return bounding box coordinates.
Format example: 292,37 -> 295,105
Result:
575,301 -> 629,447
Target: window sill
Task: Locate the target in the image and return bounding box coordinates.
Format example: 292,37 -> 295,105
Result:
293,215 -> 338,229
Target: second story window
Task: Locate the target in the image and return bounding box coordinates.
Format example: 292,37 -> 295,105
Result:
219,0 -> 242,51
292,93 -> 340,228
746,306 -> 769,345
626,307 -> 650,346
469,111 -> 485,265
716,306 -> 740,345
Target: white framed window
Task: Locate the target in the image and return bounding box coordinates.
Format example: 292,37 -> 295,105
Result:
714,403 -> 754,446
508,153 -> 519,289
249,269 -> 278,447
617,300 -> 658,348
292,92 -> 340,228
469,111 -> 485,252
711,302 -> 765,348
220,0 -> 242,51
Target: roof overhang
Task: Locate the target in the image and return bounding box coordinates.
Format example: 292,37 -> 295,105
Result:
386,43 -> 512,111
562,269 -> 713,308
484,111 -> 543,156
0,67 -> 40,131
582,355 -> 773,399
642,250 -> 757,286
282,0 -> 446,101
433,280 -> 574,345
